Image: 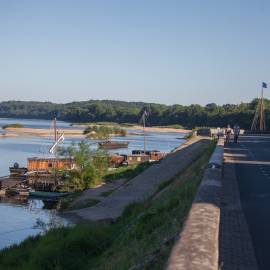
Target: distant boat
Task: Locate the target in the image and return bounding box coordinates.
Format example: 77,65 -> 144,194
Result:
98,141 -> 129,149
29,191 -> 70,199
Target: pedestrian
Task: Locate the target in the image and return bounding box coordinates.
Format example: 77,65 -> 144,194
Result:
233,123 -> 240,143
225,124 -> 232,143
217,127 -> 221,139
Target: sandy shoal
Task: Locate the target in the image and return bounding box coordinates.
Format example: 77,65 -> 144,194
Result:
2,126 -> 191,139
3,127 -> 85,138
128,125 -> 191,134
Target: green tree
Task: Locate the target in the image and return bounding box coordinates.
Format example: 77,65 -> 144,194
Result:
61,141 -> 109,190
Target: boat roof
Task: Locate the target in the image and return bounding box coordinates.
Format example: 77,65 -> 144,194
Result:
28,155 -> 74,161
127,154 -> 149,157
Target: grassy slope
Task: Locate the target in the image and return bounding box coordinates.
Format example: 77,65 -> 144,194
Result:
104,162 -> 151,183
0,141 -> 215,270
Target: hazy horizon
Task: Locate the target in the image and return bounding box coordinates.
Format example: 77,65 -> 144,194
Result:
1,1 -> 270,105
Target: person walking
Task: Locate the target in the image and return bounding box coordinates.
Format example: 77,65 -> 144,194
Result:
233,123 -> 240,143
225,125 -> 232,143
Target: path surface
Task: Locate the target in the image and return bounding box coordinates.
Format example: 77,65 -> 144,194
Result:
68,138 -> 211,222
70,178 -> 126,208
221,135 -> 270,270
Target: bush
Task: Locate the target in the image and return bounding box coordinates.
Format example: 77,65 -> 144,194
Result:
59,141 -> 110,190
2,123 -> 24,129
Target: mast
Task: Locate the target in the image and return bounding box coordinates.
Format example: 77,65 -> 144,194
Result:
53,117 -> 57,142
251,83 -> 266,132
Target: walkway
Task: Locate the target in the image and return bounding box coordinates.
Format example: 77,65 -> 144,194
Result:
220,135 -> 270,270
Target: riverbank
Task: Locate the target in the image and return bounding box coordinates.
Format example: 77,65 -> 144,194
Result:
0,125 -> 190,139
0,140 -> 215,270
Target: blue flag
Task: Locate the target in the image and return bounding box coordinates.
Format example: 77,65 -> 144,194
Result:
262,82 -> 267,88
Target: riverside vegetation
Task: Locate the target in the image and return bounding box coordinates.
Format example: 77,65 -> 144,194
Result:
0,141 -> 216,270
0,99 -> 269,129
83,125 -> 127,140
2,123 -> 24,129
57,141 -> 110,191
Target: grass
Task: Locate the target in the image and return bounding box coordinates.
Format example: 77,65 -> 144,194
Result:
2,123 -> 24,129
155,124 -> 185,129
0,141 -> 215,270
59,163 -> 151,210
104,162 -> 152,182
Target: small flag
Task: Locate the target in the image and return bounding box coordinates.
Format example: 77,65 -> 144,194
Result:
262,82 -> 267,88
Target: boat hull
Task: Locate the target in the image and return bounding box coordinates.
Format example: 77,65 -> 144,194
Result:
29,191 -> 70,199
98,141 -> 129,149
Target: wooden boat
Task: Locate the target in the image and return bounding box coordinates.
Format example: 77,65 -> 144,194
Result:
98,141 -> 129,149
9,163 -> 27,177
29,191 -> 70,199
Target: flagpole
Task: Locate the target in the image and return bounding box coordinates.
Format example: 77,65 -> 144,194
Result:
259,85 -> 265,131
143,112 -> 146,152
251,82 -> 267,132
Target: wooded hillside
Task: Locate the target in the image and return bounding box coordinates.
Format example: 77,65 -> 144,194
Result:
0,99 -> 269,129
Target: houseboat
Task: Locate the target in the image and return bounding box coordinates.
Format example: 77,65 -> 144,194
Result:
27,156 -> 75,191
28,156 -> 75,172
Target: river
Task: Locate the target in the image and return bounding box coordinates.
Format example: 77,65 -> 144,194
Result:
0,118 -> 186,250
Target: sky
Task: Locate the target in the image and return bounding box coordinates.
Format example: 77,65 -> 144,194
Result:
0,0 -> 270,105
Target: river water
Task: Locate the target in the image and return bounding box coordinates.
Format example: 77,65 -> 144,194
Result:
0,118 -> 186,250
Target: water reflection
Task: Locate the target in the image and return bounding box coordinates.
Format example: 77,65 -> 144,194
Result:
0,198 -> 67,250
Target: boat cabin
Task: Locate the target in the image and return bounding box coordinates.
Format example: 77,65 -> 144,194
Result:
28,157 -> 75,172
131,150 -> 166,161
124,154 -> 150,165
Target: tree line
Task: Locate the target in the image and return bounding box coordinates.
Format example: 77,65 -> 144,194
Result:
0,99 -> 269,129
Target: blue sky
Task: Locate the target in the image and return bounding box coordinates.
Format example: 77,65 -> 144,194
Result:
0,0 -> 270,105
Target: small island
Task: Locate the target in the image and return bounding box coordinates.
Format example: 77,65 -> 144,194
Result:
2,123 -> 24,129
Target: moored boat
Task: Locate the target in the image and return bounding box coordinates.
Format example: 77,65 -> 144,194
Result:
98,141 -> 129,149
9,163 -> 28,178
29,191 -> 70,199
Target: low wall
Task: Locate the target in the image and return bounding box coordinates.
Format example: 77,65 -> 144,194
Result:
166,138 -> 224,270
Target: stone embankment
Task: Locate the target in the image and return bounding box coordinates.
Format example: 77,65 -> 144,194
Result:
167,139 -> 224,270
68,137 -> 211,222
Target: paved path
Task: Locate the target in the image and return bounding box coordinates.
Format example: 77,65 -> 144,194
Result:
68,138 -> 211,222
69,178 -> 126,208
219,152 -> 258,270
221,135 -> 270,270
